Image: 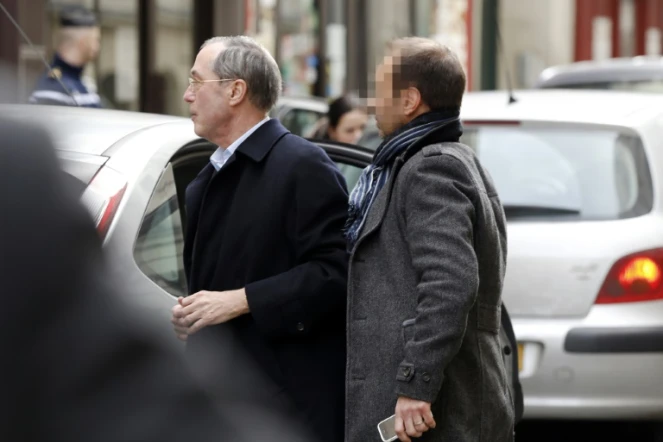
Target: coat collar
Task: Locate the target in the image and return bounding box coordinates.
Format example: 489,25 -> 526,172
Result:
351,154 -> 407,253
235,118 -> 290,163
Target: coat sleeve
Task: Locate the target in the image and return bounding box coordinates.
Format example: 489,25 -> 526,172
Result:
394,152 -> 479,403
244,148 -> 349,339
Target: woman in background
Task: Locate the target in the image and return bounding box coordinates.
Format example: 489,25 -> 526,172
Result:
309,94 -> 368,145
307,94 -> 370,190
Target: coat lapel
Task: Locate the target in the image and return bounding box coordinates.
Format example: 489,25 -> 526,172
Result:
184,163 -> 215,262
352,155 -> 406,252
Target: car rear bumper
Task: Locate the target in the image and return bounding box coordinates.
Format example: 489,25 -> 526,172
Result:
565,327 -> 663,353
524,396 -> 663,420
514,300 -> 663,420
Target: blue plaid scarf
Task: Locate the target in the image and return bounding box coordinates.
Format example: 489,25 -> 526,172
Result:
345,109 -> 460,249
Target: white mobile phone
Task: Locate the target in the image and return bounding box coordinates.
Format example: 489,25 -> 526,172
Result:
377,414 -> 398,442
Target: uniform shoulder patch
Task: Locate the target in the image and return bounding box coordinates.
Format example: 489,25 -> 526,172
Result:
48,67 -> 62,80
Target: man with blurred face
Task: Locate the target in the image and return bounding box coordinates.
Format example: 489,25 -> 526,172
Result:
29,5 -> 102,108
345,37 -> 515,441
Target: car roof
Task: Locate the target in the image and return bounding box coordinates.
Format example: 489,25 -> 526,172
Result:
536,56 -> 663,87
0,104 -> 187,155
275,95 -> 329,113
460,89 -> 663,127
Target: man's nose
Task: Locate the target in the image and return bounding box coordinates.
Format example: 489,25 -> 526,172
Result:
183,87 -> 194,103
365,97 -> 376,114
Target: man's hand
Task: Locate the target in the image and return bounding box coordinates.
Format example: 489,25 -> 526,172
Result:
171,299 -> 189,341
170,289 -> 249,340
394,396 -> 436,442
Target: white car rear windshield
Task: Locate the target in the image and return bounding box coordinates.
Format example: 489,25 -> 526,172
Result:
544,80 -> 663,93
460,125 -> 654,221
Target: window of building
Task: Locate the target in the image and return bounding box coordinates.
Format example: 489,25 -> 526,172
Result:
154,0 -> 193,116
278,0 -> 319,96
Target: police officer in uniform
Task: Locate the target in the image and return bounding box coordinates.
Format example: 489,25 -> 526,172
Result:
29,5 -> 102,108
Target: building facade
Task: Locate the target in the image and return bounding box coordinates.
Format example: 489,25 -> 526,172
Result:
3,0 -> 663,115
495,0 -> 663,89
0,0 -> 481,115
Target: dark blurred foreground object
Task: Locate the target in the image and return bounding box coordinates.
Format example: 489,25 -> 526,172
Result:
0,117 -> 313,442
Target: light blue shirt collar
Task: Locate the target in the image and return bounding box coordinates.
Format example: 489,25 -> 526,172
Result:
210,117 -> 270,171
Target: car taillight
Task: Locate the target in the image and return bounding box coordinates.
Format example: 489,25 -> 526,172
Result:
80,166 -> 127,240
595,249 -> 663,304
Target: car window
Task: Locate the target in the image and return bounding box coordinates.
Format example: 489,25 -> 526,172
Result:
357,116 -> 381,151
357,129 -> 381,151
335,162 -> 365,191
460,125 -> 653,221
281,109 -> 324,136
134,163 -> 187,297
542,80 -> 663,93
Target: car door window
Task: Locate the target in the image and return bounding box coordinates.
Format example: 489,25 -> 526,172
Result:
321,143 -> 372,191
133,163 -> 187,297
336,162 -> 364,191
281,109 -> 324,136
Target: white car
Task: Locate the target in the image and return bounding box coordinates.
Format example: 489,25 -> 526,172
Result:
0,104 -> 370,332
460,89 -> 663,420
269,95 -> 328,136
6,90 -> 661,422
535,56 -> 663,93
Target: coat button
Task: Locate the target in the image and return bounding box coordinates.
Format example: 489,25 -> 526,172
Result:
504,345 -> 512,356
402,367 -> 411,376
422,372 -> 431,382
296,322 -> 305,332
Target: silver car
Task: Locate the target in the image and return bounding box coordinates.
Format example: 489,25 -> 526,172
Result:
269,95 -> 328,136
461,89 -> 663,420
0,104 -> 372,332
535,56 -> 663,93
7,92 -> 661,421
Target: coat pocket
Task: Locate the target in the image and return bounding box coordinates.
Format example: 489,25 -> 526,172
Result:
401,318 -> 416,346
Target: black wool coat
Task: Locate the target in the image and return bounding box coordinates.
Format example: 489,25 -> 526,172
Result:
184,119 -> 349,442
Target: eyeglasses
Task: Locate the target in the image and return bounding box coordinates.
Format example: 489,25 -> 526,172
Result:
187,77 -> 235,92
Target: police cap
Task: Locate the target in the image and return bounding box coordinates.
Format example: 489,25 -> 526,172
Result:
59,5 -> 98,28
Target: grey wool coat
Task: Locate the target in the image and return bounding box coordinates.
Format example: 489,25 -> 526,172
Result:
345,141 -> 515,442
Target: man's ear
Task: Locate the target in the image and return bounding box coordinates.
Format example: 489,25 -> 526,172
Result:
228,80 -> 248,106
402,87 -> 422,117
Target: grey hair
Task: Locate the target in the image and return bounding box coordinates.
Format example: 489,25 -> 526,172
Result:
201,36 -> 282,111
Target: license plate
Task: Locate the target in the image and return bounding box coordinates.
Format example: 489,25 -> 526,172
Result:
517,343 -> 524,372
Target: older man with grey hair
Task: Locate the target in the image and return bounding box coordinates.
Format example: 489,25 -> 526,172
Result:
172,36 -> 349,442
